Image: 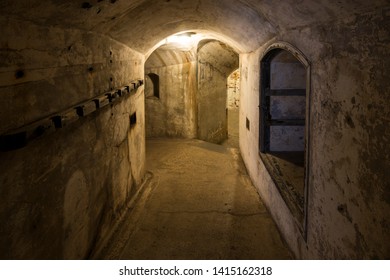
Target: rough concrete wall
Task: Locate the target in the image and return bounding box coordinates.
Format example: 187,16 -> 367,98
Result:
227,69 -> 240,109
0,18 -> 145,259
145,60 -> 197,139
197,41 -> 239,144
240,8 -> 390,259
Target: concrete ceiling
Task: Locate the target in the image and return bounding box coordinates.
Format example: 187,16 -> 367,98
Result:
1,0 -> 388,54
145,39 -> 239,69
145,48 -> 196,69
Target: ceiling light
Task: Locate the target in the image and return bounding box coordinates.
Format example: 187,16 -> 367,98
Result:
165,32 -> 197,47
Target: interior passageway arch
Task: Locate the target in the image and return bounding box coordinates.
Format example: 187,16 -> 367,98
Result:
144,32 -> 239,143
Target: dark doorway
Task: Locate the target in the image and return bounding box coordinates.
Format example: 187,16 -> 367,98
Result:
259,44 -> 311,237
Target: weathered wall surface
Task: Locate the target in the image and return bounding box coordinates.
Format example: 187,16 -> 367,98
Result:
227,69 -> 240,109
197,40 -> 239,144
0,18 -> 145,259
145,49 -> 197,139
240,9 -> 390,259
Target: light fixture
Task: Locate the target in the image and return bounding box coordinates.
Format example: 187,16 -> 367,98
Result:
165,32 -> 197,48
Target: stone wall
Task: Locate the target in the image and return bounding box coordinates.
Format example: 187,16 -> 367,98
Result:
0,18 -> 145,259
240,9 -> 390,259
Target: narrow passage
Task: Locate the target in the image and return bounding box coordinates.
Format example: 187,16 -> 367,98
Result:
100,138 -> 292,259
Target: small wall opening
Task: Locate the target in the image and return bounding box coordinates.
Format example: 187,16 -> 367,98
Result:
130,112 -> 137,128
146,73 -> 160,99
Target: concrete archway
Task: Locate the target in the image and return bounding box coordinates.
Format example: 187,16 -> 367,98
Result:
144,34 -> 239,143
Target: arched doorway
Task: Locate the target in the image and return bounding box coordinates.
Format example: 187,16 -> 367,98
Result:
259,42 -> 311,237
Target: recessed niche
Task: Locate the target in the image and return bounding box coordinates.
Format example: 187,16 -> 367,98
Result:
145,73 -> 160,99
15,70 -> 25,79
81,2 -> 93,9
130,112 -> 137,128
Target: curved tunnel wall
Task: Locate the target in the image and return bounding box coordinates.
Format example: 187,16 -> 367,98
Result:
240,9 -> 390,259
0,18 -> 146,259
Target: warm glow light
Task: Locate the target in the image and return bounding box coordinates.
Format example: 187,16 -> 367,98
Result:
146,30 -> 243,59
166,33 -> 194,45
163,32 -> 200,50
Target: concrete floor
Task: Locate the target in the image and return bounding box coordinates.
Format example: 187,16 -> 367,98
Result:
96,121 -> 292,259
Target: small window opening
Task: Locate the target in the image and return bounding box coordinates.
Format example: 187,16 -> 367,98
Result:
146,73 -> 160,99
246,117 -> 250,131
130,112 -> 137,128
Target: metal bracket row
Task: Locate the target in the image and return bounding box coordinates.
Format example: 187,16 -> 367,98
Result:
0,79 -> 144,151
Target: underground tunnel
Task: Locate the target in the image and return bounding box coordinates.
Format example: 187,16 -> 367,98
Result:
0,0 -> 389,260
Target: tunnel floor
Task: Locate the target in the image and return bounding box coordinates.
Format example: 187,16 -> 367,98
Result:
97,138 -> 292,259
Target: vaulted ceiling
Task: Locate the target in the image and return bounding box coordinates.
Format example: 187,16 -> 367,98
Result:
0,0 -> 388,53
